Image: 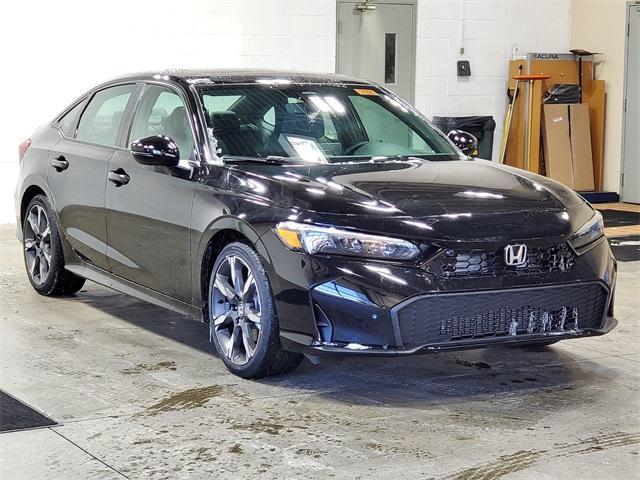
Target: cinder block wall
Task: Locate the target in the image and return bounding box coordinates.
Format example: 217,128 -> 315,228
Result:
2,0 -> 576,223
0,0 -> 337,223
415,0 -> 572,161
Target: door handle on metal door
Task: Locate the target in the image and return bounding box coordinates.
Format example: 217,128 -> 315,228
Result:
51,156 -> 69,172
108,170 -> 130,187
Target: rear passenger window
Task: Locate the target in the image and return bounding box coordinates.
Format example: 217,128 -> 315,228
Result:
58,101 -> 85,136
76,85 -> 136,146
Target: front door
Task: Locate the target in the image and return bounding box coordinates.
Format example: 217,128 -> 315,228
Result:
105,83 -> 198,302
622,2 -> 639,203
337,0 -> 416,103
48,84 -> 137,271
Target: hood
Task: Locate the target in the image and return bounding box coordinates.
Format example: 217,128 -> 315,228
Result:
223,159 -> 590,243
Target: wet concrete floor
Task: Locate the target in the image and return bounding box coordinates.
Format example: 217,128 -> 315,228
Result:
1,225 -> 638,479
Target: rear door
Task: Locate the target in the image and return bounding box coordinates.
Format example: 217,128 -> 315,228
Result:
48,84 -> 137,270
105,82 -> 198,302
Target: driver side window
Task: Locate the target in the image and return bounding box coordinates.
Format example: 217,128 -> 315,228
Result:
129,85 -> 197,160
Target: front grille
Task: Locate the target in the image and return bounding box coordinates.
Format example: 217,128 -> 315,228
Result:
424,243 -> 575,278
393,283 -> 608,347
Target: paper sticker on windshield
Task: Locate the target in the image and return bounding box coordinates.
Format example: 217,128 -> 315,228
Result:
354,88 -> 379,96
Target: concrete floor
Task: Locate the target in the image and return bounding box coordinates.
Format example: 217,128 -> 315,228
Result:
0,224 -> 639,480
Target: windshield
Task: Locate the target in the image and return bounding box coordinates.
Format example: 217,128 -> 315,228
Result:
198,84 -> 459,163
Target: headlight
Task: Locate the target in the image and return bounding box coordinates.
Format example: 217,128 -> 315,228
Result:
274,221 -> 421,260
570,211 -> 604,250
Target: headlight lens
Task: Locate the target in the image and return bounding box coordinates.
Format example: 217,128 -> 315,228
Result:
274,221 -> 421,260
570,211 -> 604,250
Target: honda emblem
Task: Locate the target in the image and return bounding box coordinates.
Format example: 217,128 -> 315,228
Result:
504,244 -> 528,266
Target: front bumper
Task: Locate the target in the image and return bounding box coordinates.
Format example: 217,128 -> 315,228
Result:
260,232 -> 618,356
284,316 -> 618,356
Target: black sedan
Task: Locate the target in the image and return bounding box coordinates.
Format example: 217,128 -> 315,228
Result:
15,70 -> 617,378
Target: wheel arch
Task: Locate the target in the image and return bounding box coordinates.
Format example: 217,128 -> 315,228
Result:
19,179 -> 51,229
194,217 -> 274,321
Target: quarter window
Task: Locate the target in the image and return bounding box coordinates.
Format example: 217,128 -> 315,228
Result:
58,101 -> 85,136
76,85 -> 136,146
129,85 -> 196,161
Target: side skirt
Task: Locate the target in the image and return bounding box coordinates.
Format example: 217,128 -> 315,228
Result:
64,264 -> 203,320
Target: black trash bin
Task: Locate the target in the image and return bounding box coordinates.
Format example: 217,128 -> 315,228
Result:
432,116 -> 496,160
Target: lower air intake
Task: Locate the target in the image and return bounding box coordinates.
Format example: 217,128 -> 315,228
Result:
393,282 -> 608,347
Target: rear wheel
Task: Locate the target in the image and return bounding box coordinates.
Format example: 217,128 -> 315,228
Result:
208,242 -> 303,378
23,195 -> 85,296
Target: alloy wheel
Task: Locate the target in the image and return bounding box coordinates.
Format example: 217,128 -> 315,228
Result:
24,204 -> 52,285
211,255 -> 262,365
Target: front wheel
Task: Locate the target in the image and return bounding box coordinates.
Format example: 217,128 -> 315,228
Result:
208,242 -> 303,378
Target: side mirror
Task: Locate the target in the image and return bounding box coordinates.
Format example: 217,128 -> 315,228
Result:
447,129 -> 479,157
130,135 -> 180,167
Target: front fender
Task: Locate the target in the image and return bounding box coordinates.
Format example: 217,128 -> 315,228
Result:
190,215 -> 276,314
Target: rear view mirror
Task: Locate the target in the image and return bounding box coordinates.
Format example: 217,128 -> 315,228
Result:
130,135 -> 180,167
447,129 -> 479,157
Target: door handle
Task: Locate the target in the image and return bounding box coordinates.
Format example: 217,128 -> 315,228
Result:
51,156 -> 69,172
108,169 -> 130,187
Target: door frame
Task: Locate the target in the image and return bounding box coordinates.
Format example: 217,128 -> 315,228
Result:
621,1 -> 639,200
335,0 -> 418,104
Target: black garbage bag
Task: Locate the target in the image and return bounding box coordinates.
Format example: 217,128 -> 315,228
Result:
543,84 -> 581,104
432,116 -> 496,159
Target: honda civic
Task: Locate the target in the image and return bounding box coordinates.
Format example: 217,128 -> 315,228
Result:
15,70 -> 617,378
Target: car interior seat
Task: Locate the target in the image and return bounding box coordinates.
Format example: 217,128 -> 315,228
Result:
106,111 -> 124,146
269,104 -> 342,157
162,106 -> 195,160
210,111 -> 265,157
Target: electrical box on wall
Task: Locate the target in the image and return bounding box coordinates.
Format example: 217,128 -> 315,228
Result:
457,60 -> 471,77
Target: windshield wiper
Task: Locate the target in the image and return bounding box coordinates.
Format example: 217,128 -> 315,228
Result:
223,155 -> 298,165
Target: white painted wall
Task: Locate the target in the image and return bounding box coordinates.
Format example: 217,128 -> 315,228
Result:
2,0 -> 580,225
414,0 -> 572,161
571,0 -> 628,193
0,0 -> 337,223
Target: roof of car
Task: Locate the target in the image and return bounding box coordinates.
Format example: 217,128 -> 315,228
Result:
109,69 -> 372,86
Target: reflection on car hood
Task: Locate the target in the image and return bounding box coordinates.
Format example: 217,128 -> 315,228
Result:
223,158 -> 590,243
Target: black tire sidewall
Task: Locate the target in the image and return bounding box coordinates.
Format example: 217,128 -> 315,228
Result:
208,242 -> 280,377
23,195 -> 64,294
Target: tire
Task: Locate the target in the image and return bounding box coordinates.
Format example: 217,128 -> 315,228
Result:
22,194 -> 86,296
208,242 -> 303,379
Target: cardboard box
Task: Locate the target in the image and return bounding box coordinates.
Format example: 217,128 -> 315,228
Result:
569,104 -> 595,191
542,104 -> 595,190
542,105 -> 574,187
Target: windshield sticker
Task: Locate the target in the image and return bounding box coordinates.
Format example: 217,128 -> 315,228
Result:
354,88 -> 379,96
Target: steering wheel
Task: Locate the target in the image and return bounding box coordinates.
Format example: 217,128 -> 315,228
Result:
342,141 -> 370,155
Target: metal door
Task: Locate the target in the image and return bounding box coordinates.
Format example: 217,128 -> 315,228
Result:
622,2 -> 640,203
337,0 -> 416,103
